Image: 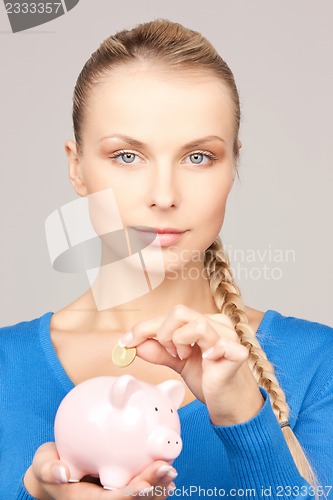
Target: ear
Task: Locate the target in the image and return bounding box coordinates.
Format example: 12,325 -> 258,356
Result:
109,375 -> 142,409
157,380 -> 185,410
65,140 -> 88,197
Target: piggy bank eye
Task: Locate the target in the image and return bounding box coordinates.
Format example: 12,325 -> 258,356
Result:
155,407 -> 158,411
170,409 -> 174,413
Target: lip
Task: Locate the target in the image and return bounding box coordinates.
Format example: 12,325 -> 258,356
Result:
131,226 -> 186,234
129,226 -> 187,247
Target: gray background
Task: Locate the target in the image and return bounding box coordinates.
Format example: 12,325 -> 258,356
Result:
0,0 -> 332,327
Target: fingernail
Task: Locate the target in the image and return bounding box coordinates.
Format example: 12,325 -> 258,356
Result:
118,331 -> 133,347
168,484 -> 177,494
52,465 -> 68,484
165,347 -> 178,358
167,469 -> 178,479
202,347 -> 215,360
176,349 -> 184,361
156,465 -> 178,479
140,486 -> 154,495
156,465 -> 173,477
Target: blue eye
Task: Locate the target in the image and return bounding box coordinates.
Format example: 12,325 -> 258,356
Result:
183,151 -> 217,166
109,151 -> 142,165
189,153 -> 205,164
119,153 -> 137,163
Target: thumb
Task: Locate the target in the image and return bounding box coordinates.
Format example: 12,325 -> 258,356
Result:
33,442 -> 69,484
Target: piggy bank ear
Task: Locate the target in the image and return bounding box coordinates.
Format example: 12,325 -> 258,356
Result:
157,380 -> 186,409
110,375 -> 142,409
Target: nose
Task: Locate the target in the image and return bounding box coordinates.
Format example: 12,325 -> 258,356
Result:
148,161 -> 180,210
164,434 -> 183,460
148,429 -> 183,460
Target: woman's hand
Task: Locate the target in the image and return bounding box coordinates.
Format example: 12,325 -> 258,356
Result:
119,304 -> 264,426
24,442 -> 177,500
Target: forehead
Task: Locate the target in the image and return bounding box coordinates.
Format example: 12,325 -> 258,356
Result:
83,66 -> 236,147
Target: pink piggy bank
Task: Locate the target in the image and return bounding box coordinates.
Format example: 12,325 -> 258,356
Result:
54,375 -> 185,489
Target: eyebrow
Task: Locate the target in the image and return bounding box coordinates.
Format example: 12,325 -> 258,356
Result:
99,134 -> 144,148
98,134 -> 226,149
183,135 -> 226,149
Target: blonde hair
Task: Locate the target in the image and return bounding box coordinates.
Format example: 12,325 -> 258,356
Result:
204,237 -> 317,488
73,18 -> 240,158
71,18 -> 317,487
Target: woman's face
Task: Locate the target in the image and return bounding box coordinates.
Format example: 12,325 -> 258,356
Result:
66,65 -> 237,274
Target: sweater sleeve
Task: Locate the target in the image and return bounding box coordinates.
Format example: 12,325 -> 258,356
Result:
293,371 -> 333,492
212,387 -> 333,499
15,480 -> 38,500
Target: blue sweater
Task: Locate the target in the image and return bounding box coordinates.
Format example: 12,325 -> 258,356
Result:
1,310 -> 333,499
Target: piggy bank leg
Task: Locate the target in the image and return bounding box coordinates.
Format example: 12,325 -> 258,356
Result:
99,467 -> 132,490
66,464 -> 86,483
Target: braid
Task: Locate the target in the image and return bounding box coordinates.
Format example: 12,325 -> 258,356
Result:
204,236 -> 318,489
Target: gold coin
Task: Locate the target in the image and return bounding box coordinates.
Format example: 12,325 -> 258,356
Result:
112,344 -> 137,367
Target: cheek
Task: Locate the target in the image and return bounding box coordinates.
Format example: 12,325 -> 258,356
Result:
200,196 -> 227,245
190,176 -> 232,251
194,175 -> 231,224
83,167 -> 138,218
86,188 -> 126,236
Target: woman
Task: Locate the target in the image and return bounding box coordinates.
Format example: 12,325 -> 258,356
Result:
1,19 -> 333,500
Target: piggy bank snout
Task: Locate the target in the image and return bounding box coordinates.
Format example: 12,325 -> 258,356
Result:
147,428 -> 182,460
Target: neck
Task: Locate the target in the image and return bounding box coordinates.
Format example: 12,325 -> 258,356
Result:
64,259 -> 220,333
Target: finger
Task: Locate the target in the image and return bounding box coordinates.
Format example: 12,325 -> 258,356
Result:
32,442 -> 70,485
119,305 -> 238,362
170,316 -> 240,361
152,464 -> 178,485
119,305 -> 210,351
149,305 -> 205,356
27,444 -> 132,499
202,337 -> 249,363
131,460 -> 177,486
171,318 -> 219,360
125,460 -> 177,497
142,306 -> 237,350
205,315 -> 239,344
136,339 -> 184,372
118,315 -> 165,348
206,313 -> 235,329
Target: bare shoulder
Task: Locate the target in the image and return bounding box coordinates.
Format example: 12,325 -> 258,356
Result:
244,306 -> 266,333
